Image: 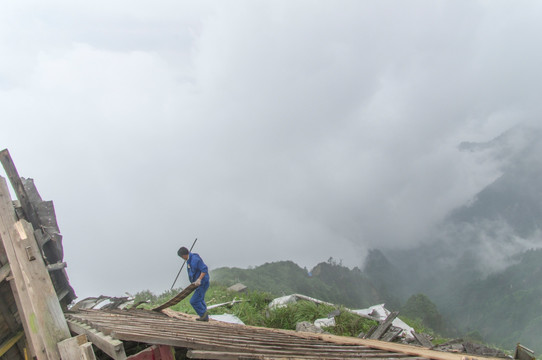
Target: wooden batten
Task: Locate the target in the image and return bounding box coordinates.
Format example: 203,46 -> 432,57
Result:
0,331 -> 24,357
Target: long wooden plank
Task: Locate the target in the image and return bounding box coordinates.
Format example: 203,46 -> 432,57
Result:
413,332 -> 433,348
0,149 -> 40,229
187,350 -> 428,360
151,283 -> 197,311
316,334 -> 491,360
67,319 -> 127,360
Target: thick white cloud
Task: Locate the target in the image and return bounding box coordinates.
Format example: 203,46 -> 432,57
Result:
1,1 -> 541,298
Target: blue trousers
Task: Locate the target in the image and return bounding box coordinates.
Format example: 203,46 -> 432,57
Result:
190,281 -> 209,316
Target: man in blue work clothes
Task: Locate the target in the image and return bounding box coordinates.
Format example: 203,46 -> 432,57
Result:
177,246 -> 210,321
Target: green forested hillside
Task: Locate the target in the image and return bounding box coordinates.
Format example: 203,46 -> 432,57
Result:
211,255 -> 539,355
211,259 -> 389,309
373,248 -> 542,355
445,249 -> 542,352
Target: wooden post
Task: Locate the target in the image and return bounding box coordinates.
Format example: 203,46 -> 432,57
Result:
58,334 -> 97,360
0,176 -> 71,359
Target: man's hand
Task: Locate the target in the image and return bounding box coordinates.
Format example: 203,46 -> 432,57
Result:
193,278 -> 202,286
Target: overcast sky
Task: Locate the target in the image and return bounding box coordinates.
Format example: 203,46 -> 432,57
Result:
1,1 -> 542,300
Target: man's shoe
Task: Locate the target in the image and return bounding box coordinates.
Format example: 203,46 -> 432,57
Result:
196,312 -> 209,322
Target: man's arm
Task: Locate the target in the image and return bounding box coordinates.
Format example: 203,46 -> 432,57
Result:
193,255 -> 208,286
194,272 -> 206,286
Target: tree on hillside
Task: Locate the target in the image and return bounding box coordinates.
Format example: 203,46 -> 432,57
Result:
401,293 -> 445,334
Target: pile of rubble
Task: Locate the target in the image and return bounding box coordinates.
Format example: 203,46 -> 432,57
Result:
433,339 -> 508,358
270,293 -> 511,359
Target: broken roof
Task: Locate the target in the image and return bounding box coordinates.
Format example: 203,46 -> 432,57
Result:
66,307 -> 498,360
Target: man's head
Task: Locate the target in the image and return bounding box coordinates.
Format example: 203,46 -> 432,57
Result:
178,246 -> 189,260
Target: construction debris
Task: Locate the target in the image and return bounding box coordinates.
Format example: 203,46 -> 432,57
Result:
433,339 -> 508,358
515,344 -> 536,360
296,321 -> 328,334
207,298 -> 244,310
272,295 -> 422,346
70,296 -> 135,311
66,308 -> 503,360
354,303 -> 415,338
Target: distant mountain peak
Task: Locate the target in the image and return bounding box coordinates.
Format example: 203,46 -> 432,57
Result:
458,124 -> 542,166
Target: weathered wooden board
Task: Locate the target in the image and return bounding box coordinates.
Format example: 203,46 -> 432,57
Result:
369,311 -> 399,340
413,332 -> 433,348
152,284 -> 198,311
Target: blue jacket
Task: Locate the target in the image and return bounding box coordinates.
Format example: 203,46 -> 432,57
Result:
187,252 -> 209,284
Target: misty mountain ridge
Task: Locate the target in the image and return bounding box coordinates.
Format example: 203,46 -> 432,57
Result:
386,124 -> 542,280
369,124 -> 542,353
212,125 -> 542,352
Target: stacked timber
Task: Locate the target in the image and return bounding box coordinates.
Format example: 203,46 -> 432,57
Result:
0,150 -> 75,309
0,149 -> 77,360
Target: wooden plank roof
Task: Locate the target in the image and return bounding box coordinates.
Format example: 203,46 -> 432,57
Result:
65,308 -> 500,360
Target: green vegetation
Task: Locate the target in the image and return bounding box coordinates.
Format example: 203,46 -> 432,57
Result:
211,259 -> 389,309
134,283 -> 377,336
401,294 -> 445,334
134,257 -> 529,356
369,248 -> 542,356
326,310 -> 378,337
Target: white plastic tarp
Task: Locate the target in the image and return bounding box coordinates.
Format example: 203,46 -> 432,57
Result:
269,294 -> 335,309
269,295 -> 299,309
209,314 -> 245,325
314,317 -> 335,328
